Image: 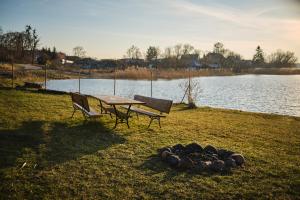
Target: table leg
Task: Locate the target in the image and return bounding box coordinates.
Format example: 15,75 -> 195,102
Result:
126,105 -> 131,128
113,105 -> 118,129
99,100 -> 104,114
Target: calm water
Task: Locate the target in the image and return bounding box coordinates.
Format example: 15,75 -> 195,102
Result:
46,75 -> 300,117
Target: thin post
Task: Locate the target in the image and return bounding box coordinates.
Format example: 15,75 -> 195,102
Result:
11,62 -> 14,88
188,67 -> 191,100
150,69 -> 153,97
78,68 -> 81,94
44,64 -> 47,90
113,66 -> 116,95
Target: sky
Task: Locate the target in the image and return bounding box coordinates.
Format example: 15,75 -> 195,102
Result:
1,0 -> 300,60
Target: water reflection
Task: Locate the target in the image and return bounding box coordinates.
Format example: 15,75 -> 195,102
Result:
46,75 -> 300,117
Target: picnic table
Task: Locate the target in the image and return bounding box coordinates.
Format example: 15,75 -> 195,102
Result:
92,95 -> 145,128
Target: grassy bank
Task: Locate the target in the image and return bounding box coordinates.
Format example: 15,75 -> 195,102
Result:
0,89 -> 299,199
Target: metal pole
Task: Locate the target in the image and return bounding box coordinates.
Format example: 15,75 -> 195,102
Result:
150,70 -> 153,97
114,66 -> 116,95
44,64 -> 47,90
11,62 -> 14,88
188,67 -> 191,100
78,68 -> 81,94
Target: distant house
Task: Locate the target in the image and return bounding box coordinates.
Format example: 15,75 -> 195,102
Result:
61,59 -> 74,64
181,54 -> 202,68
65,56 -> 80,62
56,52 -> 66,60
202,52 -> 225,68
240,59 -> 252,68
118,58 -> 145,67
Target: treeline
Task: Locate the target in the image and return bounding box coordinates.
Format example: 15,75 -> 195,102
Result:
0,26 -> 298,69
0,25 -> 39,64
124,42 -> 298,69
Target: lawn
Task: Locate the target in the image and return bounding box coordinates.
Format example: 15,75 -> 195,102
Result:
0,89 -> 299,199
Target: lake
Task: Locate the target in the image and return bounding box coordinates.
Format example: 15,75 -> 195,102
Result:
46,75 -> 300,117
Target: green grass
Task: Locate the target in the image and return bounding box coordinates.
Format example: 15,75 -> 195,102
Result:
0,89 -> 299,199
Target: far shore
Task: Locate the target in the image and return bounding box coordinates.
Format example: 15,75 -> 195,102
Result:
1,64 -> 300,87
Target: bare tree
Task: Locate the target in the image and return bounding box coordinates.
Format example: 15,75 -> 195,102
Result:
182,44 -> 194,55
193,49 -> 202,59
126,45 -> 142,59
164,47 -> 173,58
146,46 -> 160,62
73,46 -> 86,58
179,79 -> 202,108
268,50 -> 298,67
174,44 -> 183,59
213,42 -> 225,55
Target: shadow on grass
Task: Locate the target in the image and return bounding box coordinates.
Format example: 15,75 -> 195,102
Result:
0,120 -> 125,169
138,155 -> 233,179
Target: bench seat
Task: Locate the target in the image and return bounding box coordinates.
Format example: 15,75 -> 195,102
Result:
122,105 -> 165,118
122,95 -> 172,128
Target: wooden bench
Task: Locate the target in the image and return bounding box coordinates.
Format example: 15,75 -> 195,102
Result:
70,93 -> 101,119
123,95 -> 173,128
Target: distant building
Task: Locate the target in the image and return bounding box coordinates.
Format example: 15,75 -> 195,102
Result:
202,52 -> 225,68
119,58 -> 145,67
181,54 -> 202,68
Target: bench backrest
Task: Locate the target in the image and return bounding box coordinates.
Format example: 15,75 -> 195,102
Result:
134,95 -> 173,114
70,93 -> 90,112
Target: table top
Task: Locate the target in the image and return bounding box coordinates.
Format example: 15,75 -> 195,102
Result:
93,95 -> 145,105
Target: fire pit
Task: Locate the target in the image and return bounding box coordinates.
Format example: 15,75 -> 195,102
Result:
158,143 -> 245,173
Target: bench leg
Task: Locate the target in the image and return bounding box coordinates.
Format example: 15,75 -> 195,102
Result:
148,117 -> 154,128
113,105 -> 121,129
71,108 -> 76,118
114,116 -> 118,129
158,118 -> 161,128
148,117 -> 161,128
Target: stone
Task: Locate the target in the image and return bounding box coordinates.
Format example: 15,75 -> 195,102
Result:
184,143 -> 203,154
166,154 -> 181,167
210,160 -> 225,172
158,147 -> 172,155
211,154 -> 219,161
218,149 -> 235,159
230,154 -> 245,166
225,158 -> 237,168
178,157 -> 194,170
204,145 -> 218,155
161,150 -> 173,160
201,161 -> 212,170
172,144 -> 185,154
